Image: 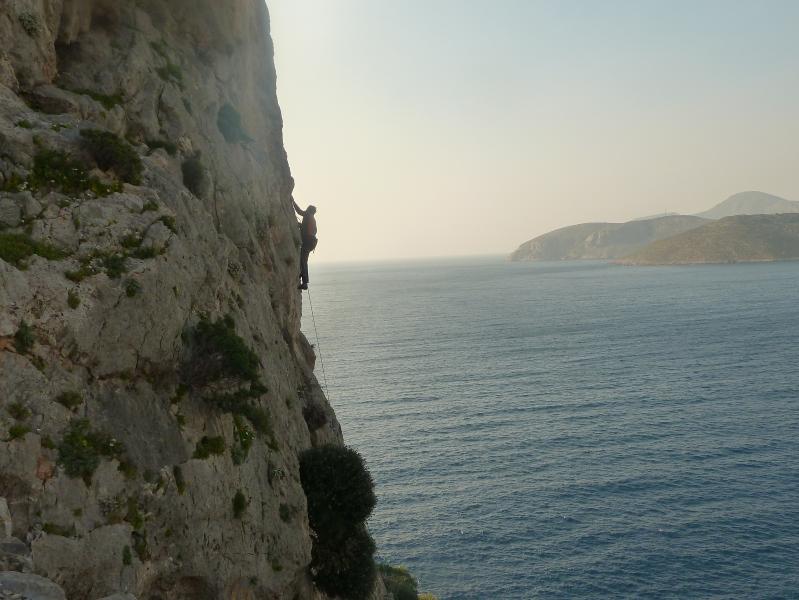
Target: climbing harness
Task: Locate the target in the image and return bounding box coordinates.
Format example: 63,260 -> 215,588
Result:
304,288 -> 331,399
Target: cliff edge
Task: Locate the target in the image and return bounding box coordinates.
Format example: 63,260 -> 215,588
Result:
0,2 -> 373,599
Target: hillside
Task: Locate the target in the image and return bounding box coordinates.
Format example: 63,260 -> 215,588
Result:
510,215 -> 707,261
696,191 -> 799,219
0,2 -> 391,599
619,214 -> 799,265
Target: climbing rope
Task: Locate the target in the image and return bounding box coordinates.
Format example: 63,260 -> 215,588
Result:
304,288 -> 331,399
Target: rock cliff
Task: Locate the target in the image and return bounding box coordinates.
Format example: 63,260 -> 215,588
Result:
0,2 -> 372,599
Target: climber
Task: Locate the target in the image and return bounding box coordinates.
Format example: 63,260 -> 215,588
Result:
293,198 -> 317,290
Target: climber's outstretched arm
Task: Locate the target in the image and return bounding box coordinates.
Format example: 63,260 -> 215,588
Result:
292,199 -> 306,216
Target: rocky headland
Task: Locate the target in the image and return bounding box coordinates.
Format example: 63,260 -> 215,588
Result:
617,213 -> 799,265
509,215 -> 707,261
511,191 -> 799,265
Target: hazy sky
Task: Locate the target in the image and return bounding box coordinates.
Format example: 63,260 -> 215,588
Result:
268,1 -> 799,262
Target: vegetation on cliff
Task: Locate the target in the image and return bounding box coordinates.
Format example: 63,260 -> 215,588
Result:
300,445 -> 378,599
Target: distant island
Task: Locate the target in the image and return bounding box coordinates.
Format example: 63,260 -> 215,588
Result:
618,214 -> 799,265
509,215 -> 707,261
511,191 -> 799,265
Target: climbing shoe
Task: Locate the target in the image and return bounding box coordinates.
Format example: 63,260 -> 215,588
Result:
298,283 -> 308,290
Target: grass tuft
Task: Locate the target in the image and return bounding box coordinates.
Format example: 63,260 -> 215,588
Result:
102,253 -> 128,279
8,424 -> 31,441
8,402 -> 31,420
0,233 -> 67,268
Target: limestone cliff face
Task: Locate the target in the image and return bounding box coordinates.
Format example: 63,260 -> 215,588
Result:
0,2 -> 360,598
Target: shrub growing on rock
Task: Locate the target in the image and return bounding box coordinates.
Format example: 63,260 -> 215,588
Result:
57,419 -> 125,484
311,524 -> 377,600
32,149 -> 121,196
300,445 -> 378,598
158,214 -> 177,233
185,316 -> 260,385
300,445 -> 376,536
80,129 -> 142,185
7,402 -> 30,420
18,12 -> 39,36
7,424 -> 31,441
378,565 -> 418,600
102,253 -> 128,279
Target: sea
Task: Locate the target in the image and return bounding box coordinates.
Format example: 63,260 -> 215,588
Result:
301,257 -> 799,599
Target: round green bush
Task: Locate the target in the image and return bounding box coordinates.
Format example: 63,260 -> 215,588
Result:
299,445 -> 376,536
311,524 -> 376,600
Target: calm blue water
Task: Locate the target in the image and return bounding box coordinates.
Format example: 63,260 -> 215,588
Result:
302,257 -> 799,599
